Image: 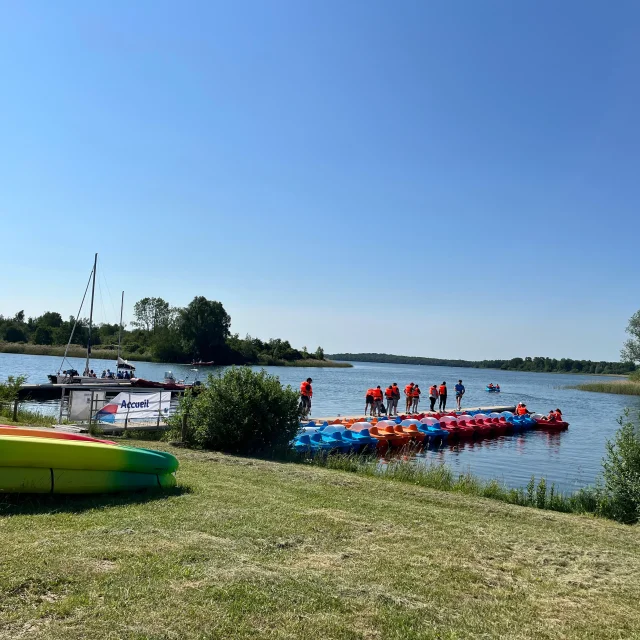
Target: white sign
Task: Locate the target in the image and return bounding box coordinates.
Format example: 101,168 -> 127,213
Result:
70,390 -> 106,421
94,391 -> 171,423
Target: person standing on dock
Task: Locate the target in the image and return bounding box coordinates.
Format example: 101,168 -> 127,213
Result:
429,384 -> 439,411
372,385 -> 384,416
438,382 -> 447,411
384,385 -> 394,415
455,380 -> 465,411
299,378 -> 313,418
365,388 -> 375,416
391,383 -> 400,416
412,385 -> 421,413
404,382 -> 415,413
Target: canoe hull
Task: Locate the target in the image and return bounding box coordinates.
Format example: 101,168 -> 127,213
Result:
0,467 -> 176,494
0,435 -> 178,494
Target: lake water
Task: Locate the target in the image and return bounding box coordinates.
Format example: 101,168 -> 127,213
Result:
2,352 -> 638,493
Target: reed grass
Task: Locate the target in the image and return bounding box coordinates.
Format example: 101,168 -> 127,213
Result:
301,448 -> 602,517
0,342 -> 152,362
572,380 -> 640,395
0,404 -> 57,427
0,343 -> 351,368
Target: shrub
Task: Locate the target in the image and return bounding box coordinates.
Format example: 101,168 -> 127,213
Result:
169,367 -> 300,454
601,410 -> 640,523
0,375 -> 26,404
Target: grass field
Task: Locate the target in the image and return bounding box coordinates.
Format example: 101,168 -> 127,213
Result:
1,442 -> 639,639
572,380 -> 640,395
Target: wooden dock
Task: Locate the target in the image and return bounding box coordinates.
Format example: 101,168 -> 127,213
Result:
19,382 -> 132,401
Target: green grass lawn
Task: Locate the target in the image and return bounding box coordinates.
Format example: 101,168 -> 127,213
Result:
2,442 -> 640,639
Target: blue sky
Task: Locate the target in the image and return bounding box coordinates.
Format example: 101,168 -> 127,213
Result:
1,0 -> 638,361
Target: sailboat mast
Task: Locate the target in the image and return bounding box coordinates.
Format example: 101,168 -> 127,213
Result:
117,290 -> 124,363
84,252 -> 98,375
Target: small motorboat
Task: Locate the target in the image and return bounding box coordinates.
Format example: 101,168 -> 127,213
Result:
485,386 -> 501,393
191,361 -> 215,366
132,371 -> 192,390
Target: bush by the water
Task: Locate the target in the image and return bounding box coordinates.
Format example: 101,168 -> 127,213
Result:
601,410 -> 640,524
169,367 -> 300,454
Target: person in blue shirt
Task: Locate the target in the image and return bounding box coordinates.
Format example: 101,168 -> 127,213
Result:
455,380 -> 465,410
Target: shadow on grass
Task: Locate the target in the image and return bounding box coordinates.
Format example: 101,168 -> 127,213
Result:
0,484 -> 192,517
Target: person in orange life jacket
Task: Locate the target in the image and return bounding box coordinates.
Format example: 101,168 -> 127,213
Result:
438,382 -> 447,411
365,388 -> 375,416
516,403 -> 528,416
405,383 -> 415,413
385,385 -> 394,415
488,383 -> 494,389
411,385 -> 421,413
496,384 -> 500,391
547,408 -> 562,421
391,383 -> 401,416
429,384 -> 439,411
372,385 -> 384,416
299,378 -> 312,418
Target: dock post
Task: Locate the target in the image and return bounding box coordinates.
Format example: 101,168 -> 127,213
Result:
58,387 -> 64,423
88,390 -> 94,432
181,412 -> 187,442
125,392 -> 131,431
12,399 -> 18,422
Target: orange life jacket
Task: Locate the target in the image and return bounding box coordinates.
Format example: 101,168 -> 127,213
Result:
300,382 -> 311,397
413,387 -> 420,397
366,388 -> 374,398
405,384 -> 414,396
392,385 -> 400,397
372,388 -> 383,400
429,385 -> 437,395
385,387 -> 393,398
439,385 -> 447,395
516,405 -> 527,415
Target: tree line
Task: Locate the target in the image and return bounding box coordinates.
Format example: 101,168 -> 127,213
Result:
0,296 -> 326,365
326,352 -> 636,375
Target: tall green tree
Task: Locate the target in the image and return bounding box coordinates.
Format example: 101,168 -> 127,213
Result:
132,297 -> 172,333
621,310 -> 640,365
178,296 -> 231,360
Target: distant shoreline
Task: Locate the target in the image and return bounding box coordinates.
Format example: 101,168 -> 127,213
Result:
327,352 -> 633,376
0,343 -> 352,368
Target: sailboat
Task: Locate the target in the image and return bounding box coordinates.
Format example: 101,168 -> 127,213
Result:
48,254 -> 135,384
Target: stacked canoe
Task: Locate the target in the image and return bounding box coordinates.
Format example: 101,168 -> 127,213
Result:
292,410 -> 564,454
0,425 -> 178,494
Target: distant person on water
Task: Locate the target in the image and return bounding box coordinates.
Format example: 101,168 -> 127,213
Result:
429,384 -> 439,411
391,383 -> 400,416
455,380 -> 465,410
438,382 -> 447,411
405,383 -> 415,413
299,378 -> 313,418
546,408 -> 562,420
